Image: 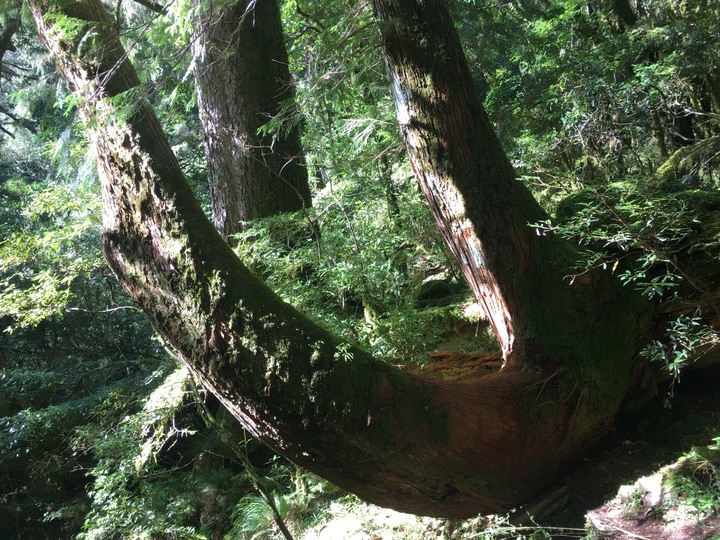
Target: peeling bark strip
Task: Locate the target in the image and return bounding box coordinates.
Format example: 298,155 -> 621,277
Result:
192,0 -> 311,240
30,0 -> 653,517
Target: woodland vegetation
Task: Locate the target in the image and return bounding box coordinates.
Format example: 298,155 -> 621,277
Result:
1,0 -> 720,538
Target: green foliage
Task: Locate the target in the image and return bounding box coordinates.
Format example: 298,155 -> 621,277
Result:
0,179 -> 103,328
113,0 -> 209,202
3,0 -> 720,537
0,339 -> 165,537
538,181 -> 720,380
223,468 -> 342,540
77,367 -> 200,540
229,494 -> 278,540
455,0 -> 720,198
641,315 -> 719,396
667,439 -> 720,517
234,202 -> 477,362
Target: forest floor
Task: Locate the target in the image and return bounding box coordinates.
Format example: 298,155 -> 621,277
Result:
293,364 -> 720,539
549,363 -> 720,539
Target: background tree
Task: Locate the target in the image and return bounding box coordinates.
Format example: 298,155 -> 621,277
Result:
192,0 -> 312,240
0,3 -> 269,537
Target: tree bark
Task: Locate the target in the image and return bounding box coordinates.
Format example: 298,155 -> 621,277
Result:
192,0 -> 312,240
611,0 -> 638,28
30,0 -> 655,518
371,0 -> 650,366
0,2 -> 22,85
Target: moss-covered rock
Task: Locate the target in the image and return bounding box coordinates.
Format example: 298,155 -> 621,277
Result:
414,278 -> 468,308
656,136 -> 720,190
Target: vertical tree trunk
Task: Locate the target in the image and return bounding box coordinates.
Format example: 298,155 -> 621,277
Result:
612,0 -> 638,28
652,111 -> 670,160
192,0 -> 311,240
0,3 -> 21,69
669,106 -> 696,150
374,0 -> 536,356
371,0 -> 656,448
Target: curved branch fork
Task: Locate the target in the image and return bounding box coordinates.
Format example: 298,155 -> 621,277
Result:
95,105 -> 620,516
95,109 -> 595,514
30,0 -> 651,517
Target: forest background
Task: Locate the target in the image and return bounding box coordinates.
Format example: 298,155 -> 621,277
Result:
1,0 -> 720,538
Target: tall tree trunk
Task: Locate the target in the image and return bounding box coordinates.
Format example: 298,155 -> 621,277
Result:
371,0 -> 649,366
30,0 -> 655,518
669,105 -> 696,150
192,0 -> 311,240
0,4 -> 20,64
611,0 -> 638,28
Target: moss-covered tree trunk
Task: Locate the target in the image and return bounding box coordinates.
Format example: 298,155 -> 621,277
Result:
30,0 -> 654,518
192,0 -> 311,240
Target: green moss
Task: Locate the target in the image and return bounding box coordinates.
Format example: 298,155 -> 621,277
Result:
656,136 -> 720,188
309,341 -> 325,367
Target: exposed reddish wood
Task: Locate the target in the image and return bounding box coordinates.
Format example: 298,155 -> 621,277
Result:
372,0 -> 575,360
401,351 -> 502,380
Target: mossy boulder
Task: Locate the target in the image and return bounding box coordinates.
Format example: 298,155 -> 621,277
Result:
414,279 -> 468,308
656,136 -> 720,191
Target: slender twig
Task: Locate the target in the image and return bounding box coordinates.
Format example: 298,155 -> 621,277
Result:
186,375 -> 295,540
66,305 -> 141,313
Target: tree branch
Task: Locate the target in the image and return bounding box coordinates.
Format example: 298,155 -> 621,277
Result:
130,0 -> 166,13
294,0 -> 324,33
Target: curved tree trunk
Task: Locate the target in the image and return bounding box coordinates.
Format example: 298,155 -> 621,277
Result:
192,0 -> 311,240
30,0 -> 654,518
